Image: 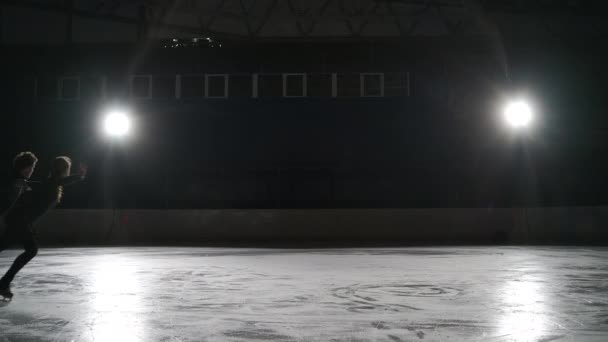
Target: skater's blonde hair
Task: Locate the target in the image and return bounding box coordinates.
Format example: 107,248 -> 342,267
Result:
13,151 -> 37,175
50,156 -> 72,203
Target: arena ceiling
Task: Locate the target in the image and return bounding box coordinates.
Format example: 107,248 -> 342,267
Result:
0,0 -> 605,42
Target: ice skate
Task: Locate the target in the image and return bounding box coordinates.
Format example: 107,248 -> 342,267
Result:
0,285 -> 13,301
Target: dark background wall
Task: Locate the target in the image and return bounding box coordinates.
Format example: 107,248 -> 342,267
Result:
26,207 -> 608,246
1,37 -> 607,209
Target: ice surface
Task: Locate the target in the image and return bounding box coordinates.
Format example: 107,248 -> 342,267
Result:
1,247 -> 608,341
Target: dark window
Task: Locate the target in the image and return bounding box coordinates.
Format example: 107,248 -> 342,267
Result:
131,76 -> 151,98
181,75 -> 204,98
206,75 -> 228,98
152,75 -> 176,99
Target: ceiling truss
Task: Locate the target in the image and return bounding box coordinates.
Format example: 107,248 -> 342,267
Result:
0,0 -> 604,40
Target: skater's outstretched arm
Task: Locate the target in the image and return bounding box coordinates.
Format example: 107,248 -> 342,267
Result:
58,162 -> 87,186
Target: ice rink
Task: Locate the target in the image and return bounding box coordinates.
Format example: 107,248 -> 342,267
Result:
1,247 -> 607,341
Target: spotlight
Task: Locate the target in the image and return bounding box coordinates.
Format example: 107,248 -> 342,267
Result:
504,100 -> 533,129
103,110 -> 131,137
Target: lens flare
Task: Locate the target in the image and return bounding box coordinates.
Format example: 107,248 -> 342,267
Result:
104,111 -> 131,137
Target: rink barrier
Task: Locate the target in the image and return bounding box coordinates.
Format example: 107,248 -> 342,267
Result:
20,207 -> 608,246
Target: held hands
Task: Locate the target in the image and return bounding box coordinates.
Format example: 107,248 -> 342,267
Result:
78,162 -> 88,179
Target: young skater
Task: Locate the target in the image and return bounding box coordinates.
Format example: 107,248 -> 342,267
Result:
0,152 -> 39,300
0,152 -> 38,217
0,156 -> 86,300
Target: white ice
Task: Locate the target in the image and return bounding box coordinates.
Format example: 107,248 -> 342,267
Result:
1,247 -> 608,341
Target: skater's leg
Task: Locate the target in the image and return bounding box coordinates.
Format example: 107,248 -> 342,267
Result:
0,227 -> 37,289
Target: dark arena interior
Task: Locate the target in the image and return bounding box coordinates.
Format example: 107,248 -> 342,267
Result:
1,1 -> 608,341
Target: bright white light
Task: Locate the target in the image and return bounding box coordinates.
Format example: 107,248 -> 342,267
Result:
104,110 -> 131,137
89,256 -> 144,341
504,100 -> 533,128
498,275 -> 548,341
